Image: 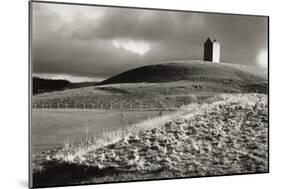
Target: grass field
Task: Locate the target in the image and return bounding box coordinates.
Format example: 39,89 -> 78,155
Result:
32,109 -> 172,153
33,93 -> 268,187
31,108 -> 174,171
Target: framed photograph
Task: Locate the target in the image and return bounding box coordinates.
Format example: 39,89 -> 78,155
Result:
29,1 -> 269,188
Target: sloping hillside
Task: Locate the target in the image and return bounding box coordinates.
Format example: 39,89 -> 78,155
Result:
33,61 -> 268,108
33,93 -> 268,186
97,60 -> 266,85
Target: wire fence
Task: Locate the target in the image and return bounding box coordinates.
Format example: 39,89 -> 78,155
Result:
32,101 -> 187,111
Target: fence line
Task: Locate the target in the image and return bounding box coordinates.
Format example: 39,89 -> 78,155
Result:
32,101 -> 189,111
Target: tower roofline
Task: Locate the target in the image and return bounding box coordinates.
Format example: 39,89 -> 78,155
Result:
205,37 -> 213,44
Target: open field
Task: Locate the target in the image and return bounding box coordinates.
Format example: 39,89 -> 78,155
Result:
32,109 -> 173,153
33,93 -> 268,187
31,109 -> 172,163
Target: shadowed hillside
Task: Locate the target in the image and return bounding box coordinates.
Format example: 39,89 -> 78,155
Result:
97,60 -> 267,85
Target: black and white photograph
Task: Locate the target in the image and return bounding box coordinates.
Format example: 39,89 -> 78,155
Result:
30,1 -> 269,188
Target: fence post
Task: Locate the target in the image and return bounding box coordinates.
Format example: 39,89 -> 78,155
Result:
110,102 -> 112,110
74,103 -> 76,109
140,102 -> 142,111
101,103 -> 103,109
58,103 -> 60,109
66,103 -> 68,109
83,103 -> 85,109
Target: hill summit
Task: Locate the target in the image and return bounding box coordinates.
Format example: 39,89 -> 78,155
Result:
97,60 -> 267,86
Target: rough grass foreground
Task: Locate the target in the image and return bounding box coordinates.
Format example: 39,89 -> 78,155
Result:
33,93 -> 268,187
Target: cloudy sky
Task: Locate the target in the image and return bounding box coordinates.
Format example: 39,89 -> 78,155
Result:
32,2 -> 268,82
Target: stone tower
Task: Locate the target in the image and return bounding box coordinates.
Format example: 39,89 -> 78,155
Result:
203,38 -> 220,63
212,40 -> 220,63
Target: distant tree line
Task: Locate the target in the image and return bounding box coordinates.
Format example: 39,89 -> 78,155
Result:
33,77 -> 71,94
32,77 -> 99,94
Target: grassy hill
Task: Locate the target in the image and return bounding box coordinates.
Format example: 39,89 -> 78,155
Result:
97,60 -> 266,85
32,61 -> 268,108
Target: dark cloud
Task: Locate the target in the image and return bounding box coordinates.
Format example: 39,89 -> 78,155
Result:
32,2 -> 268,81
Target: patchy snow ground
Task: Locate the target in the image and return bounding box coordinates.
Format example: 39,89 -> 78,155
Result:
34,93 -> 268,186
